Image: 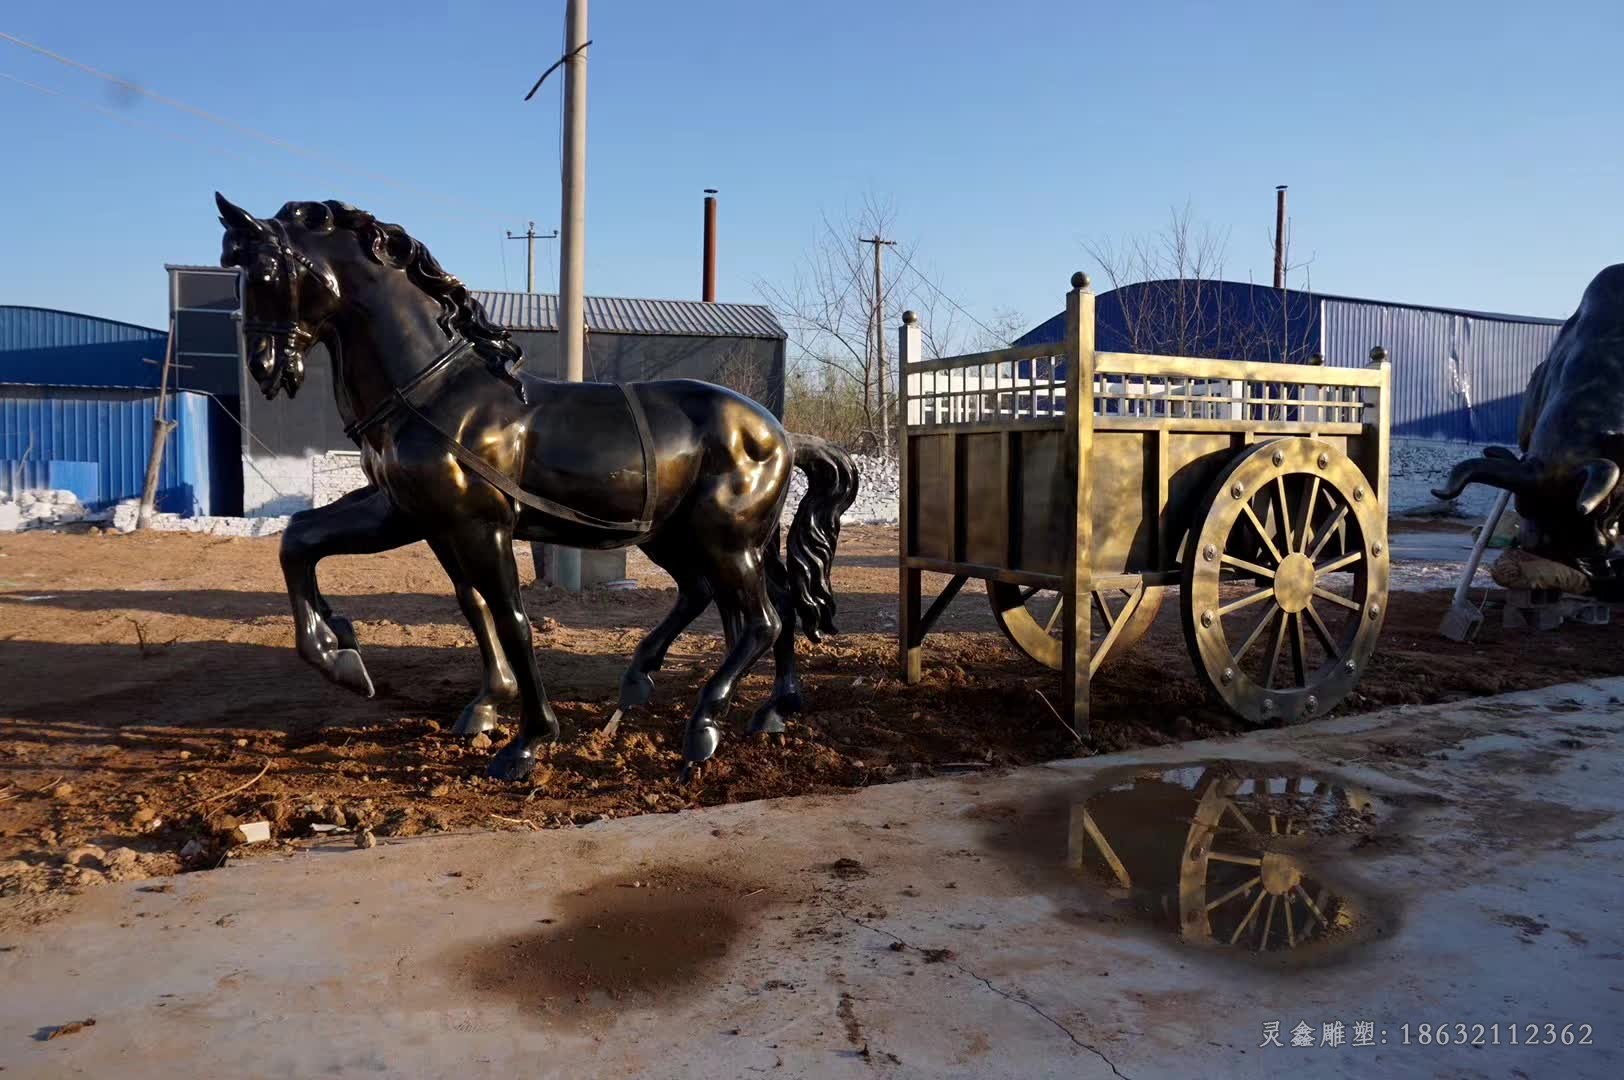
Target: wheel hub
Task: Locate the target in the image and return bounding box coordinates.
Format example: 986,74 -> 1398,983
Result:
1260,850 -> 1302,895
1274,553 -> 1316,614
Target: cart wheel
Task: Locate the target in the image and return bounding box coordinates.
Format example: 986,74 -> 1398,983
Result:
1181,437 -> 1387,725
1177,768 -> 1372,951
989,582 -> 1165,672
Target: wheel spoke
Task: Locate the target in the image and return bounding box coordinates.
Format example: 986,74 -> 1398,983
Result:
1316,550 -> 1363,577
1275,476 -> 1294,553
1218,586 -> 1276,618
1019,585 -> 1042,604
1092,591 -> 1117,630
1294,475 -> 1321,554
1204,875 -> 1262,913
1312,586 -> 1361,612
1229,887 -> 1269,945
1294,885 -> 1328,929
1307,503 -> 1349,561
1302,602 -> 1342,660
1259,894 -> 1278,950
1264,609 -> 1289,689
1284,894 -> 1296,946
1221,801 -> 1258,833
1043,596 -> 1064,634
1209,851 -> 1262,866
1221,554 -> 1276,579
1290,613 -> 1307,686
1233,606 -> 1280,663
1242,502 -> 1284,565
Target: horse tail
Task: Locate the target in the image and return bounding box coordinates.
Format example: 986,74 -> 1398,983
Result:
785,434 -> 860,642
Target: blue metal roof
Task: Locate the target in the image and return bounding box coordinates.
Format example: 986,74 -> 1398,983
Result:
471,290 -> 786,340
0,305 -> 169,390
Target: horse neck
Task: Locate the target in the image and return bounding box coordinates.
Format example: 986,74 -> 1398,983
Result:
326,268 -> 454,439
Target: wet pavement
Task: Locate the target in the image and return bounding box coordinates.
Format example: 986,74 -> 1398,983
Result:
2,678 -> 1621,1078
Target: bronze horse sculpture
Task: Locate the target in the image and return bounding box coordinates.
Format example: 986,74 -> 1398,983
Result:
214,193 -> 857,782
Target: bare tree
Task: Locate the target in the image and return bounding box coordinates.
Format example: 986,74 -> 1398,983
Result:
1082,203 -> 1317,364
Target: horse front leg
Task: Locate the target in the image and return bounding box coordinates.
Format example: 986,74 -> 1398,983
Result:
434,521 -> 559,782
280,486 -> 420,697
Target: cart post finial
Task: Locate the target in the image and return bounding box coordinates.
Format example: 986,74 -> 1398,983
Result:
1368,345 -> 1389,368
1071,271 -> 1091,292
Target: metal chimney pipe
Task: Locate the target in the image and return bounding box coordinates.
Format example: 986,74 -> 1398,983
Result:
1273,185 -> 1288,290
702,188 -> 718,302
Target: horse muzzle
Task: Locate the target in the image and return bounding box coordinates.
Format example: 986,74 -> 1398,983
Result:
245,327 -> 309,399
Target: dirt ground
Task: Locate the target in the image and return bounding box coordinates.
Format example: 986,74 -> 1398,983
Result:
5,522 -> 1624,919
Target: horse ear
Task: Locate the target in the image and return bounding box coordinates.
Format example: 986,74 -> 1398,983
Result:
215,192 -> 266,237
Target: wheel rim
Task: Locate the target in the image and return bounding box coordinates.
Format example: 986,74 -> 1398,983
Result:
990,582 -> 1164,671
1183,438 -> 1388,724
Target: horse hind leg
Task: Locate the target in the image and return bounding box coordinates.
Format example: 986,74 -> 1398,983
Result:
748,533 -> 802,739
615,545 -> 714,716
682,547 -> 780,780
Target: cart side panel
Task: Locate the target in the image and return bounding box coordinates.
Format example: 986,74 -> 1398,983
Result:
910,432 -> 955,562
1013,428 -> 1070,577
962,432 -> 1008,567
1089,429 -> 1151,575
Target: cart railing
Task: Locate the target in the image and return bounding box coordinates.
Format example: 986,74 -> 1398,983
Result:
904,346 -> 1381,432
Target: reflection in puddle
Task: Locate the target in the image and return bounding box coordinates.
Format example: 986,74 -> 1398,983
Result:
1069,764 -> 1384,957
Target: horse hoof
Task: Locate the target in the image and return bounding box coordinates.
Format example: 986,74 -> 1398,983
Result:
748,704 -> 787,737
618,669 -> 655,710
330,649 -> 375,699
327,615 -> 360,652
682,723 -> 720,764
679,762 -> 705,786
452,701 -> 500,737
486,738 -> 538,782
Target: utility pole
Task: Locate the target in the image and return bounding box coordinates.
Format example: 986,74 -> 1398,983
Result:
136,317 -> 178,530
506,221 -> 557,293
552,0 -> 590,592
859,235 -> 896,455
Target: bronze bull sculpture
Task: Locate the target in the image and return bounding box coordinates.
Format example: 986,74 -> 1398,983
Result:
1435,264 -> 1624,580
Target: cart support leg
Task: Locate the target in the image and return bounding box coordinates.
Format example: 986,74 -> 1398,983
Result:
900,567 -> 923,683
1060,584 -> 1092,739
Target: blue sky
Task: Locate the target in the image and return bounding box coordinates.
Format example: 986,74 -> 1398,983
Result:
1,0 -> 1620,335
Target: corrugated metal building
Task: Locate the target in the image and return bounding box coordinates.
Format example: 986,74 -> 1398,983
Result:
0,306 -> 230,514
1014,280 -> 1563,444
236,289 -> 788,515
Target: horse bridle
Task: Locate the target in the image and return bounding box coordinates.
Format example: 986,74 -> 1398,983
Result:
237,219 -> 339,359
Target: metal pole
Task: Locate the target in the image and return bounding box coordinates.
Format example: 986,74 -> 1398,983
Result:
553,0 -> 589,592
1273,184 -> 1288,290
136,317 -> 179,530
702,189 -> 717,302
859,235 -> 896,456
526,220 -> 535,293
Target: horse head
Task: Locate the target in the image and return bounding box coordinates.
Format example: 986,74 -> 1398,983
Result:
216,193 -> 342,400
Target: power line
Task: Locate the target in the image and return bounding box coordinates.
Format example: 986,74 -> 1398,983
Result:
891,245 -> 1005,343
0,30 -> 519,223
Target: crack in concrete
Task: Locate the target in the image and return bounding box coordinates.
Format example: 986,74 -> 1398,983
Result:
834,908 -> 1132,1079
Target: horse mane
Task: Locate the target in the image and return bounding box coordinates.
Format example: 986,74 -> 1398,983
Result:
273,200 -> 526,389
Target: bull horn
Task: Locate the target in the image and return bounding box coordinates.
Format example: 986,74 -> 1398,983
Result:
215,192 -> 268,238
1432,454 -> 1535,501
1574,458 -> 1621,515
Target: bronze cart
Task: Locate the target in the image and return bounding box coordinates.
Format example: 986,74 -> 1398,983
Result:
897,274 -> 1392,729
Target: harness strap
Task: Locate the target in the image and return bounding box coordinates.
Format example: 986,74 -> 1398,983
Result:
619,381 -> 658,526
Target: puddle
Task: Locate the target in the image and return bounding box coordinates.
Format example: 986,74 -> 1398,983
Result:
983,761 -> 1403,969
450,866 -> 773,1023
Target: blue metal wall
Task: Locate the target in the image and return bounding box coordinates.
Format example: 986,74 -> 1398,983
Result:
0,386 -> 217,514
1319,299 -> 1562,445
0,306 -> 169,389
